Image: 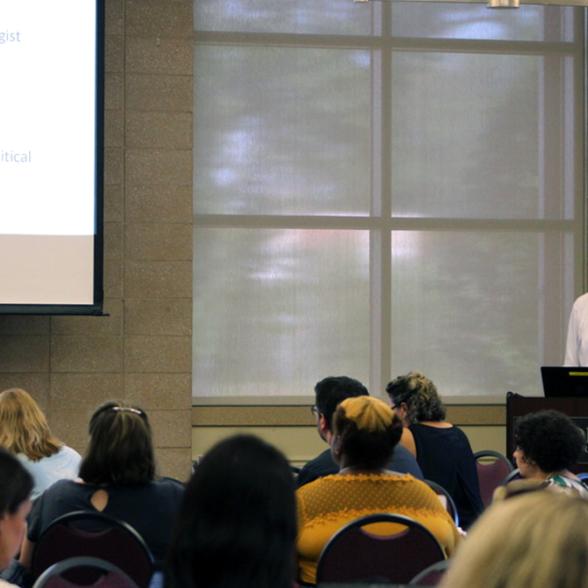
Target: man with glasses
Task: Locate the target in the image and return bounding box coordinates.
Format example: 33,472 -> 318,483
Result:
297,375 -> 423,487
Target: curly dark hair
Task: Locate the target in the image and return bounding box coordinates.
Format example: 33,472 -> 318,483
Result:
514,410 -> 586,473
385,372 -> 446,423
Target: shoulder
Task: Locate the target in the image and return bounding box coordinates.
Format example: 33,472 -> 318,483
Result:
59,445 -> 82,460
298,449 -> 336,487
152,477 -> 185,496
572,293 -> 588,313
42,478 -> 81,496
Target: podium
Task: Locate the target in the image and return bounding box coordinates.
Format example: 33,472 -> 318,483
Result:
506,392 -> 588,470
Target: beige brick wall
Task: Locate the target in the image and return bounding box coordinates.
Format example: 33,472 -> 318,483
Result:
0,0 -> 193,481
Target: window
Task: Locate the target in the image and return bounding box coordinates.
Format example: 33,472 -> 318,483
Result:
193,1 -> 584,401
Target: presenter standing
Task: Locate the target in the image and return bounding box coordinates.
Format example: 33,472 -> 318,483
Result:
564,293 -> 588,366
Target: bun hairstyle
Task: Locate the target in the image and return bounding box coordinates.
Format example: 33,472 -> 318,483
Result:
332,396 -> 403,470
386,371 -> 446,424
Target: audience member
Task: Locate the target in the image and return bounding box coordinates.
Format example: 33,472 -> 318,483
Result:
164,434 -> 296,588
297,396 -> 459,585
0,388 -> 81,500
298,376 -> 423,487
21,401 -> 184,565
386,372 -> 483,528
0,448 -> 33,588
440,490 -> 588,588
513,409 -> 588,496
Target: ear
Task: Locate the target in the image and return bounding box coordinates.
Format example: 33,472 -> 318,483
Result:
330,434 -> 342,459
318,413 -> 329,436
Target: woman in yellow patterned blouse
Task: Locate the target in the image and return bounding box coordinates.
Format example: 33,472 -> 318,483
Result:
296,395 -> 461,585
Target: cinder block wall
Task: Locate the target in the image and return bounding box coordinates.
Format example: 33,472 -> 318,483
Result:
0,0 -> 193,481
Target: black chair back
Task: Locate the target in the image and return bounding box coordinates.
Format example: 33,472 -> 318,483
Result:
316,513 -> 446,585
31,511 -> 153,588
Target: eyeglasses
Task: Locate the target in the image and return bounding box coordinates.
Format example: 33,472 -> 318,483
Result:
310,405 -> 319,417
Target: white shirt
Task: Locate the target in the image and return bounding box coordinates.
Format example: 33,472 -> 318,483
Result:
18,445 -> 81,500
564,293 -> 588,366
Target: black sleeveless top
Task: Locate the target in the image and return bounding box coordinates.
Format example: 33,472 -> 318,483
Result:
409,423 -> 483,529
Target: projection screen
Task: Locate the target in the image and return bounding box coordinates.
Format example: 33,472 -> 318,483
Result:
0,0 -> 104,315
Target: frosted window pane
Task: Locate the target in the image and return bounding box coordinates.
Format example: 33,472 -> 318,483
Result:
195,0 -> 375,35
390,4 -> 575,42
390,231 -> 574,397
193,229 -> 370,397
391,53 -> 573,220
194,46 -> 371,216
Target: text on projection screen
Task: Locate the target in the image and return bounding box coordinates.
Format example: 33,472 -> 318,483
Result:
0,0 -> 96,305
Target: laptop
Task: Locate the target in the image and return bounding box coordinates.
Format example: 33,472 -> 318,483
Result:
541,366 -> 588,398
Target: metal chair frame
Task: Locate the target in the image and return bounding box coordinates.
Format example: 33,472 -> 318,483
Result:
33,556 -> 139,588
423,479 -> 460,527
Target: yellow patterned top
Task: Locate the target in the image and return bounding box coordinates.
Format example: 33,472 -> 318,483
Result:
296,473 -> 460,585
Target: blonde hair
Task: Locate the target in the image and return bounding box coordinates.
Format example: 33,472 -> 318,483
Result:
0,388 -> 61,461
338,396 -> 394,432
440,491 -> 588,588
332,396 -> 402,470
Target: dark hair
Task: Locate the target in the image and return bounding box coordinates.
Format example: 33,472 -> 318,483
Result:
0,447 -> 33,515
332,397 -> 403,470
315,376 -> 368,430
514,410 -> 585,473
386,371 -> 446,423
78,401 -> 155,485
165,435 -> 297,588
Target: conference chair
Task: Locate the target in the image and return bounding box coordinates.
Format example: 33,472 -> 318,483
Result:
316,513 -> 446,585
408,559 -> 451,586
31,511 -> 154,588
33,556 -> 139,588
423,479 -> 459,527
474,450 -> 514,508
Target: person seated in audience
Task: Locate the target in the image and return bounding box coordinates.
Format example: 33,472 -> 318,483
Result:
0,388 -> 81,500
386,372 -> 483,528
440,489 -> 588,588
512,409 -> 588,496
297,396 -> 460,586
0,448 -> 33,588
164,434 -> 296,588
20,401 -> 184,565
298,375 -> 423,487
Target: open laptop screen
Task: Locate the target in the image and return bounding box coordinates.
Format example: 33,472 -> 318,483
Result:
541,367 -> 588,398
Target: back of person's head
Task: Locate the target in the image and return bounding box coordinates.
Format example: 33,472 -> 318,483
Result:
385,371 -> 446,423
514,409 -> 584,473
79,401 -> 155,485
440,490 -> 588,588
165,434 -> 296,588
0,387 -> 61,461
0,447 -> 33,517
332,396 -> 403,470
315,376 -> 368,431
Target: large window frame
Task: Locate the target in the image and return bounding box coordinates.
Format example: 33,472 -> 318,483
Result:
193,2 -> 586,404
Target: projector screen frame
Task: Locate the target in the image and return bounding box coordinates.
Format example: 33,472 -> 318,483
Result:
0,0 -> 105,317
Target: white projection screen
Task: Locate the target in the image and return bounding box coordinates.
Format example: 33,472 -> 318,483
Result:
0,0 -> 104,315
